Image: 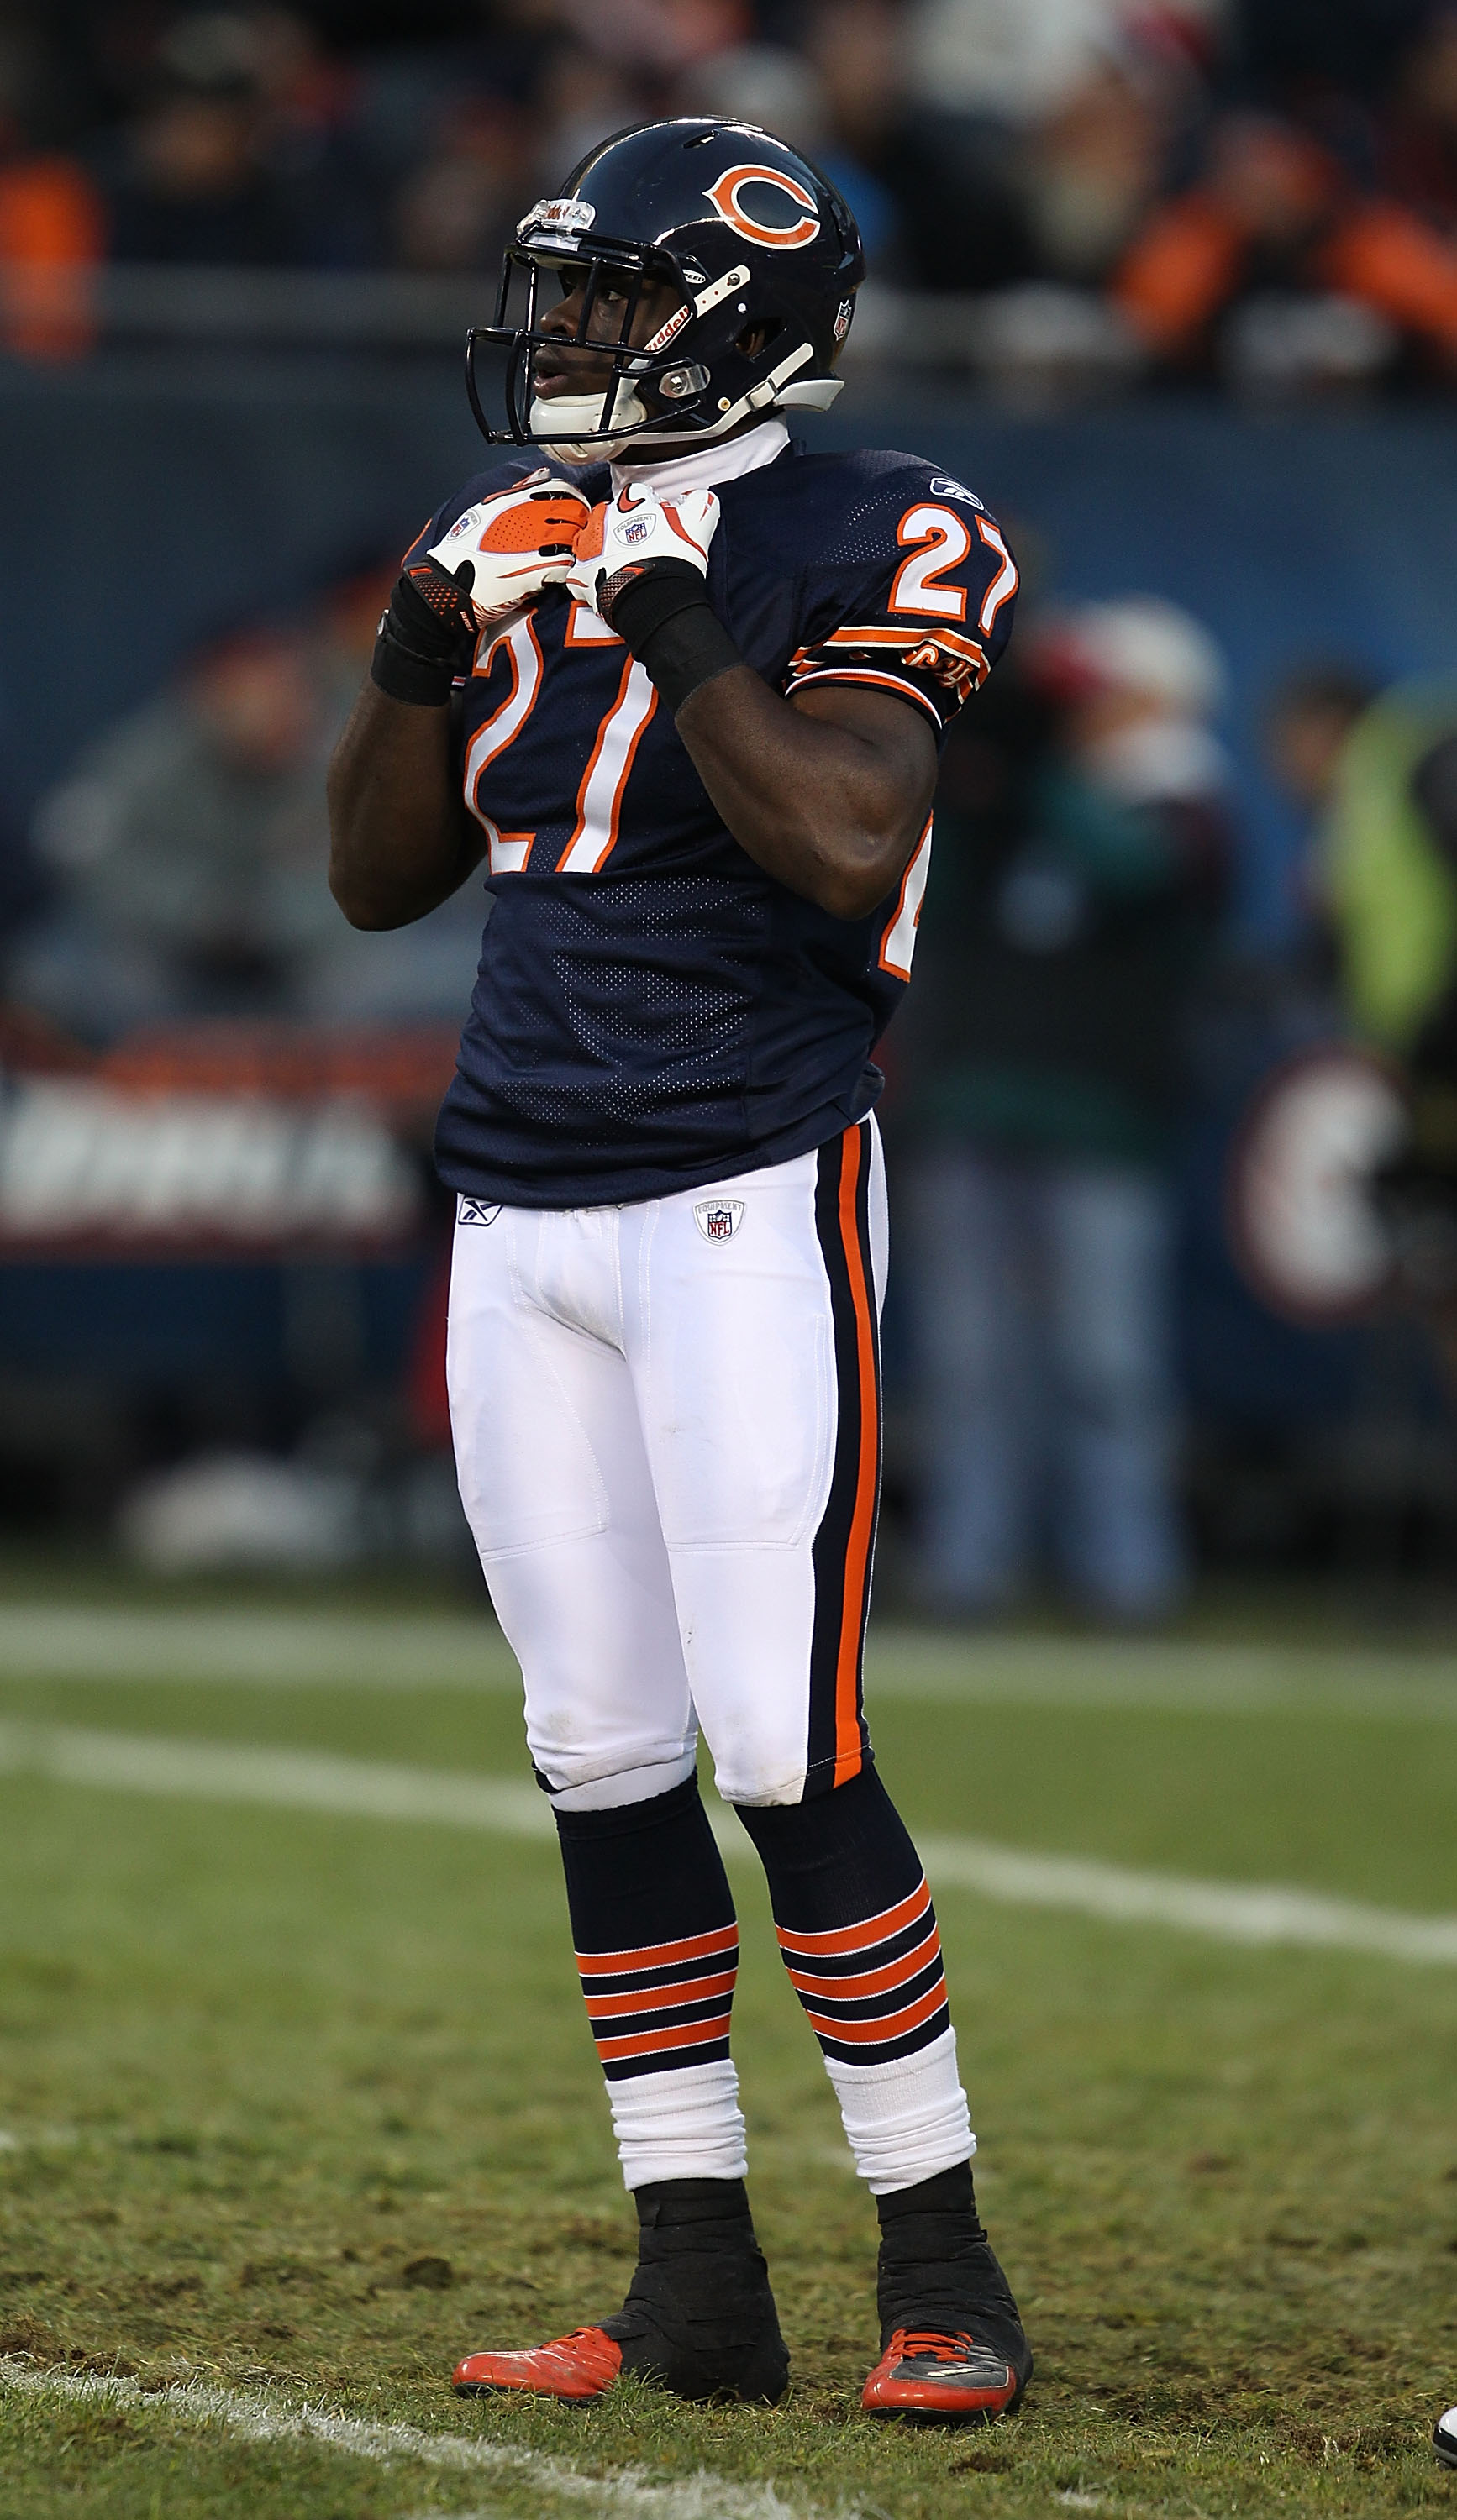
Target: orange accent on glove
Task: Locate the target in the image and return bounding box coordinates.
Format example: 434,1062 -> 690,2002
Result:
572,501 -> 609,567
478,488 -> 593,554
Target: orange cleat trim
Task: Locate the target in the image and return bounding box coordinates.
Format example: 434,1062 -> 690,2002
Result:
861,2328 -> 1019,2421
452,2326 -> 623,2402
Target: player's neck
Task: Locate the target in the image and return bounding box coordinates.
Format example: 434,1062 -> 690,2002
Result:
609,419 -> 789,501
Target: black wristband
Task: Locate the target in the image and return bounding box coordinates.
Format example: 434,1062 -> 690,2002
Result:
371,623 -> 456,706
602,560 -> 713,648
639,604 -> 744,715
370,568 -> 476,706
605,564 -> 744,717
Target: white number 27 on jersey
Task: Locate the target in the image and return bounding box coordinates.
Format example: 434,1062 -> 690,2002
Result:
463,611 -> 657,879
878,819 -> 933,980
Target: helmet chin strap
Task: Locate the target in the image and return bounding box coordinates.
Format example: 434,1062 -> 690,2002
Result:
527,386 -> 649,462
527,344 -> 844,462
527,386 -> 769,462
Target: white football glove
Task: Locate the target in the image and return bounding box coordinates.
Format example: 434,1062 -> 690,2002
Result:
418,477 -> 593,628
565,482 -> 719,626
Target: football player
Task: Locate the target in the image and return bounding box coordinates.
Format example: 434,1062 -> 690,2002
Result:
328,118 -> 1028,2423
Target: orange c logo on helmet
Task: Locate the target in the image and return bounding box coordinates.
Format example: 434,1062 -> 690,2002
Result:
704,164 -> 821,251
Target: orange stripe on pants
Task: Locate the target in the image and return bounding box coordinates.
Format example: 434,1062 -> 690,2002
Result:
834,1125 -> 877,1783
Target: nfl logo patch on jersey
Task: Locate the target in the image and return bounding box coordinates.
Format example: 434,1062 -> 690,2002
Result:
694,1199 -> 744,1241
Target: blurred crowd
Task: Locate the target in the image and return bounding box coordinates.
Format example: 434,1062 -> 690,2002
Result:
8,557 -> 486,1032
892,617 -> 1457,1620
5,0 -> 1457,1588
895,595 -> 1233,1620
8,528 -> 1457,1608
4,1 -> 1457,388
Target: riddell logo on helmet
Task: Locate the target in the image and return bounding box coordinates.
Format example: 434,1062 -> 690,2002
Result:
704,165 -> 821,251
523,197 -> 595,236
642,303 -> 692,356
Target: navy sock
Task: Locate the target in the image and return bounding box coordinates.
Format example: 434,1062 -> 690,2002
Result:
734,1767 -> 952,2066
555,1775 -> 739,2084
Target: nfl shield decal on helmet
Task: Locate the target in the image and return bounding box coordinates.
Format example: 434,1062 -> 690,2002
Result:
694,1199 -> 744,1242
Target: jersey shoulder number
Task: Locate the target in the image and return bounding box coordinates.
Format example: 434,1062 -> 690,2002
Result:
785,456 -> 1018,735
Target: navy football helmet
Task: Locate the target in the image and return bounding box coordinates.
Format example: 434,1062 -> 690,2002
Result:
466,118 -> 865,460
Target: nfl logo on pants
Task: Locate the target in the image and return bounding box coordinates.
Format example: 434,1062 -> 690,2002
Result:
694,1199 -> 744,1241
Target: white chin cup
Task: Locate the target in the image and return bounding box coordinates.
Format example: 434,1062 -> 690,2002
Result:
529,386 -> 648,460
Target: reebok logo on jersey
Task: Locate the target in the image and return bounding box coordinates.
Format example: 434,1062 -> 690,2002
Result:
459,1197 -> 502,1226
928,475 -> 984,511
694,1200 -> 744,1241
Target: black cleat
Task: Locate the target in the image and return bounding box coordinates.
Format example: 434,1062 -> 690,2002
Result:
453,2178 -> 788,2407
1435,2406 -> 1457,2470
863,2324 -> 1028,2419
865,2162 -> 1033,2425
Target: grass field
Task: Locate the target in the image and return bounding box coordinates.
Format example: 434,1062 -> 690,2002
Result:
2,1593 -> 1456,2518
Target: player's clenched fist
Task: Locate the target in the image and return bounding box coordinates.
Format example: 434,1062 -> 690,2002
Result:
424,481 -> 592,627
564,483 -> 741,717
371,478 -> 590,708
566,484 -> 719,631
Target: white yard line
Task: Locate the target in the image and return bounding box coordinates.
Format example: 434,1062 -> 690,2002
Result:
864,1630 -> 1457,1724
5,1601 -> 1457,1723
914,1832 -> 1457,1964
2,1716 -> 1454,1967
0,2358 -> 805,2518
0,1717 -> 552,1835
0,1604 -> 515,1690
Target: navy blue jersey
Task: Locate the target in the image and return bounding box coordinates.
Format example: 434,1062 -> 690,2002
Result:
430,438 -> 1017,1207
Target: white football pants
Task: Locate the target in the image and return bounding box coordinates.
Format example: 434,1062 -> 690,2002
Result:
446,1118 -> 887,1810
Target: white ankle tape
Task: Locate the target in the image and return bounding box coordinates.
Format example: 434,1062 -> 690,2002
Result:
823,2026 -> 975,2194
608,2058 -> 749,2191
